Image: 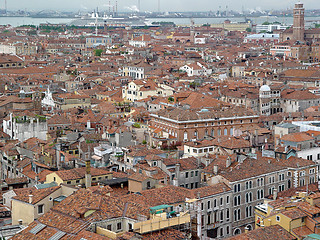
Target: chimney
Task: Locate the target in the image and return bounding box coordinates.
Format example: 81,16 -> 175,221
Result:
85,160 -> 92,188
273,189 -> 278,200
226,157 -> 231,168
206,159 -> 210,167
29,195 -> 33,204
213,165 -> 218,175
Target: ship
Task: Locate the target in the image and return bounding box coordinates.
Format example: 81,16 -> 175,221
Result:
69,11 -> 148,27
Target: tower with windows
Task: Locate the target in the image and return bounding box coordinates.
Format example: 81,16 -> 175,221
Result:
293,2 -> 305,42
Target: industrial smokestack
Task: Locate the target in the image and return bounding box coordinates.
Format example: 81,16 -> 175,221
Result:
116,1 -> 118,16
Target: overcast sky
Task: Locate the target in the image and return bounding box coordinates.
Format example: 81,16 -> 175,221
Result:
4,0 -> 320,12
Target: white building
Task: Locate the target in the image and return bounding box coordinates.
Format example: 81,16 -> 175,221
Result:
179,62 -> 212,77
259,85 -> 271,116
244,33 -> 279,43
122,79 -> 174,102
255,24 -> 289,33
128,35 -> 152,48
0,44 -> 16,55
3,113 -> 48,142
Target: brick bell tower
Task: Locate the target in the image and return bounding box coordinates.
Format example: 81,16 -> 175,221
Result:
293,2 -> 305,42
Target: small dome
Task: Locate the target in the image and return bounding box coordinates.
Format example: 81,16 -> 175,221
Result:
260,85 -> 271,92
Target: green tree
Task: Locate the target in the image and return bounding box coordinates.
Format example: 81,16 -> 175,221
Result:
246,28 -> 252,32
94,49 -> 103,57
168,96 -> 174,102
133,122 -> 141,128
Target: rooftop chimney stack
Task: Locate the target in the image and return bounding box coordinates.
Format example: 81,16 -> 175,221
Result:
273,189 -> 278,200
226,156 -> 231,168
29,195 -> 33,204
85,160 -> 92,188
213,165 -> 218,175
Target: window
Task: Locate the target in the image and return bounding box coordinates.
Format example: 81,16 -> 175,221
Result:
234,209 -> 241,221
195,171 -> 198,176
245,206 -> 252,218
226,196 -> 229,204
207,201 -> 211,209
245,181 -> 253,190
310,176 -> 315,184
245,192 -> 253,203
307,155 -> 313,161
185,172 -> 189,178
191,171 -> 194,177
67,181 -> 71,184
38,204 -> 44,214
268,187 -> 275,195
220,227 -> 223,237
117,222 -> 122,230
220,197 -> 223,206
278,184 -> 285,192
224,128 -> 228,135
279,173 -> 285,181
234,184 -> 241,193
207,213 -> 211,224
276,216 -> 280,222
76,180 -> 80,184
234,195 -> 241,206
107,225 -> 112,230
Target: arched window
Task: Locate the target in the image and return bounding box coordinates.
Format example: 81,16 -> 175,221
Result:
183,132 -> 188,141
234,228 -> 241,235
211,129 -> 214,137
234,210 -> 237,221
230,128 -> 233,136
220,227 -> 224,237
224,128 -> 228,135
246,224 -> 252,231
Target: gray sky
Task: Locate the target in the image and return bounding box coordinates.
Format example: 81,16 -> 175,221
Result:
5,0 -> 320,12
